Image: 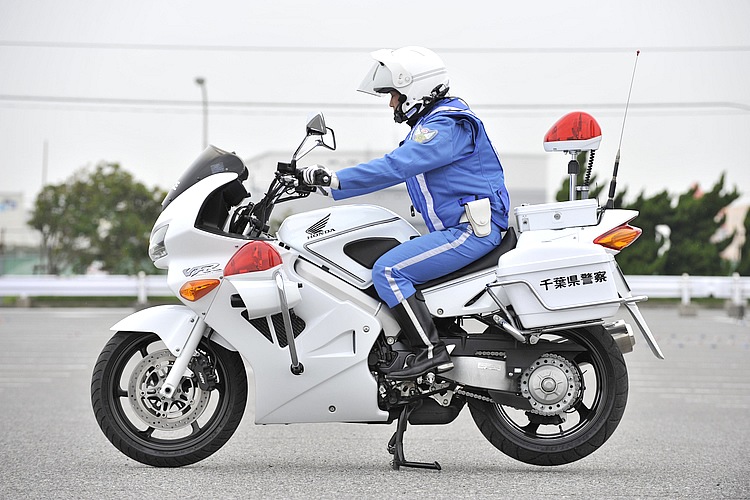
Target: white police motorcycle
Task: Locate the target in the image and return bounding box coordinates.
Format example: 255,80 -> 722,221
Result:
91,112 -> 663,470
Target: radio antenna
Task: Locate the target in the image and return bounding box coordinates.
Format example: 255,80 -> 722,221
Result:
605,50 -> 640,209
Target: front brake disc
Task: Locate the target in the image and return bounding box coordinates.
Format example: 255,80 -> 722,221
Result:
128,349 -> 211,430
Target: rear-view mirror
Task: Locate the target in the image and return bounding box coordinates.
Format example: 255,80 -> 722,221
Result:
306,113 -> 327,136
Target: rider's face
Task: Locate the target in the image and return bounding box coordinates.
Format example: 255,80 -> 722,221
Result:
389,90 -> 402,110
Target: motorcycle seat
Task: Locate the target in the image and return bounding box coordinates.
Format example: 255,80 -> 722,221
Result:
415,227 -> 517,291
354,228 -> 517,302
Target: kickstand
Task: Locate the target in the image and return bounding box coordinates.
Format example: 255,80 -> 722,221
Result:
387,402 -> 441,471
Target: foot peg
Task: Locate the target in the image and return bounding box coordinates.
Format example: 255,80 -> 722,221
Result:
387,402 -> 441,471
436,362 -> 454,372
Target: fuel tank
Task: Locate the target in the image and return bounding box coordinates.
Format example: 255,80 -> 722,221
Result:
277,205 -> 420,289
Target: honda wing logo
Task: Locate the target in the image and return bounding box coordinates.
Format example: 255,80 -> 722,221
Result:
306,213 -> 335,239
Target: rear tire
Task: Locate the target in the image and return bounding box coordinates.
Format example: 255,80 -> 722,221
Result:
91,331 -> 247,467
467,325 -> 628,466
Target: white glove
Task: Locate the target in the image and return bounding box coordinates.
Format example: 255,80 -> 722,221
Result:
300,165 -> 339,188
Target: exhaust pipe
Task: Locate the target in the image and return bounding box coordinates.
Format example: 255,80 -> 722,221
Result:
605,319 -> 636,354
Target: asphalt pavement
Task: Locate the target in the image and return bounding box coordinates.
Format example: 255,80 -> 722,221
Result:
0,306 -> 748,499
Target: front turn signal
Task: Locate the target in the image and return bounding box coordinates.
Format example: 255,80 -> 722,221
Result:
594,224 -> 642,251
180,279 -> 221,301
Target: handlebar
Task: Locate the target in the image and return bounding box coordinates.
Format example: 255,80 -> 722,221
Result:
276,161 -> 320,195
233,115 -> 335,237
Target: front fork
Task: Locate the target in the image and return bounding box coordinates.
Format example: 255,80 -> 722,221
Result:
159,316 -> 208,399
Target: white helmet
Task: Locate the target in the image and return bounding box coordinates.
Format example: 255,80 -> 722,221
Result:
357,46 -> 450,123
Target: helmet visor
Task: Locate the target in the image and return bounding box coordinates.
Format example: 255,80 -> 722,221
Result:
357,62 -> 394,96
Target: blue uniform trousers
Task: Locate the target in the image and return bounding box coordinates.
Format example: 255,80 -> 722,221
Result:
372,222 -> 503,308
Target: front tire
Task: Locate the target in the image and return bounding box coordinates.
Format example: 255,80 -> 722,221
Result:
91,331 -> 247,467
467,325 -> 628,466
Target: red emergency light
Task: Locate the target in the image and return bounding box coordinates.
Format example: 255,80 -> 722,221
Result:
543,111 -> 602,153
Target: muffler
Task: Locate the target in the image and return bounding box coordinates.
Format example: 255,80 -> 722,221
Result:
605,319 -> 636,354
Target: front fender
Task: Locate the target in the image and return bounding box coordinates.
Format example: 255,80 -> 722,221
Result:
111,305 -> 199,356
112,305 -> 239,355
111,305 -> 240,354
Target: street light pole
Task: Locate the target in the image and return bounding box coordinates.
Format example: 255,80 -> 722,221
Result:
194,77 -> 208,149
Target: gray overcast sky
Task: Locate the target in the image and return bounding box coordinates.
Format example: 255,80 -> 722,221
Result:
1,0 -> 749,208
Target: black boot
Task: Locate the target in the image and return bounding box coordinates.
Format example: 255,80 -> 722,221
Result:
387,293 -> 453,380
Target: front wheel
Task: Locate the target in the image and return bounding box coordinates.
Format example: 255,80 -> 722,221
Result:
91,331 -> 247,467
467,325 -> 628,466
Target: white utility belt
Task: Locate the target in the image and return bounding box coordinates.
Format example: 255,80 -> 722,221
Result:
458,197 -> 491,237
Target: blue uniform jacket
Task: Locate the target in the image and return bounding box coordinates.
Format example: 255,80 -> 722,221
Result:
332,98 -> 509,232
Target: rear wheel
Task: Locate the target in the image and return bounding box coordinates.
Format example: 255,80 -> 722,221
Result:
91,331 -> 247,467
467,325 -> 628,466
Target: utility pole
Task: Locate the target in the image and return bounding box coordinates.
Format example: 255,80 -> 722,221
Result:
195,77 -> 208,149
42,140 -> 48,187
40,139 -> 49,274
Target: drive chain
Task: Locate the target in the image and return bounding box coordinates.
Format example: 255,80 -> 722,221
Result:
456,387 -> 494,403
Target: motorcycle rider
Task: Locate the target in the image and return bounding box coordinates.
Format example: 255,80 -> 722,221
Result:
302,46 -> 509,379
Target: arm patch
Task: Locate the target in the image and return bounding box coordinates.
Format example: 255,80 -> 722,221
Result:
412,127 -> 438,144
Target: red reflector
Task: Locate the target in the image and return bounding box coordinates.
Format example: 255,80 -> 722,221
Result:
224,241 -> 282,276
543,111 -> 602,152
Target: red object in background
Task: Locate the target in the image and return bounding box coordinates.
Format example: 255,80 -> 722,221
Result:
543,112 -> 602,152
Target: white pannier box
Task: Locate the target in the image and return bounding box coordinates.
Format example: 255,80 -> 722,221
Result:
515,199 -> 599,232
496,244 -> 620,329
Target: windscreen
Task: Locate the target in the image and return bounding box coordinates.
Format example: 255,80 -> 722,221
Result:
162,146 -> 247,209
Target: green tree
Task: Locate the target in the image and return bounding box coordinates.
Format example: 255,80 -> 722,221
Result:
30,162 -> 166,275
735,206 -> 750,276
554,166 -> 741,276
661,174 -> 739,276
617,190 -> 673,275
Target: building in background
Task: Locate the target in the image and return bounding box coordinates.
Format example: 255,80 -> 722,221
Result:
0,192 -> 41,275
0,193 -> 38,246
0,151 -> 549,275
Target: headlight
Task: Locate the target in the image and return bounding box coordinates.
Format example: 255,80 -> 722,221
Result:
148,224 -> 169,261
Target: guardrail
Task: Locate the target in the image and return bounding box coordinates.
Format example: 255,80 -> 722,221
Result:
0,273 -> 171,304
0,272 -> 748,305
627,273 -> 749,303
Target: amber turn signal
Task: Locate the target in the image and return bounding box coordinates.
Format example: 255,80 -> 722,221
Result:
594,225 -> 642,251
179,279 -> 221,301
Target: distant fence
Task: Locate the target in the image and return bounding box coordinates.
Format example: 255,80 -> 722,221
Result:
627,274 -> 749,304
0,273 -> 170,305
0,273 -> 748,306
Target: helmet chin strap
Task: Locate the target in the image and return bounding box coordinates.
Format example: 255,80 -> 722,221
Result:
393,85 -> 450,125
